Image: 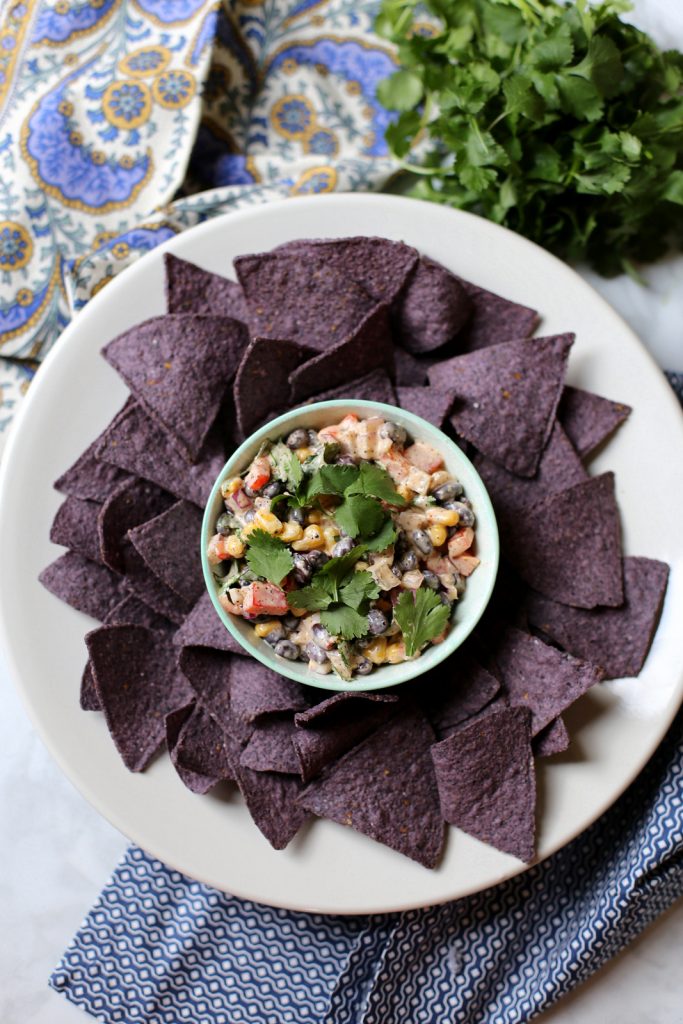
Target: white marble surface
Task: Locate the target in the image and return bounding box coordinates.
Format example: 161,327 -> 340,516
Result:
2,1 -> 683,1017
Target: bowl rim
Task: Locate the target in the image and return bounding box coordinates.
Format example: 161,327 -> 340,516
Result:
201,399 -> 500,691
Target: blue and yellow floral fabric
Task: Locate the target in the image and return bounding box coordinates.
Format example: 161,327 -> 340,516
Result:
0,0 -> 396,451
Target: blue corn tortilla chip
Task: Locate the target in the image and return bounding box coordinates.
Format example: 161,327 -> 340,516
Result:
397,386 -> 456,428
178,646 -> 234,736
300,367 -> 397,407
50,497 -> 102,564
229,657 -> 308,723
526,556 -> 669,679
394,346 -> 429,387
488,627 -> 604,736
234,336 -> 314,438
53,400 -> 133,501
102,314 -> 248,462
98,477 -> 175,573
473,422 -> 588,537
396,257 -> 473,353
533,717 -> 569,758
95,402 -> 226,507
558,385 -> 632,460
173,590 -> 247,656
128,499 -> 204,607
421,651 -> 501,739
454,277 -> 539,352
226,730 -> 309,850
288,303 -> 395,403
120,542 -> 190,625
40,551 -> 127,621
235,251 -> 377,352
299,706 -> 445,868
81,595 -> 173,710
86,624 -> 193,772
275,236 -> 419,304
293,692 -> 399,783
240,715 -> 301,774
431,706 -> 536,862
164,253 -> 248,321
433,334 -> 574,477
166,701 -> 235,794
508,472 -> 624,608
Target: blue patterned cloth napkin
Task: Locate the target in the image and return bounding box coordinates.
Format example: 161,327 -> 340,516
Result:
0,0 -> 395,451
50,697 -> 683,1024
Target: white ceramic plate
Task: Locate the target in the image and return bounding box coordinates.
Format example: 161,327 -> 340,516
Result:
1,194 -> 682,915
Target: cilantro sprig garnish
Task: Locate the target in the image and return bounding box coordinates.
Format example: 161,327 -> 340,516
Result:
394,587 -> 451,657
244,529 -> 294,586
287,547 -> 381,640
376,0 -> 683,276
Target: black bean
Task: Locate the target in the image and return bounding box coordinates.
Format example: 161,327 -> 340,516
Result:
312,623 -> 334,650
380,421 -> 407,447
306,550 -> 330,571
335,453 -> 356,466
422,570 -> 440,590
290,507 -> 306,526
293,553 -> 312,584
446,502 -> 475,527
286,428 -> 308,449
283,613 -> 299,631
216,513 -> 233,536
412,529 -> 433,556
262,480 -> 283,499
452,571 -> 466,597
398,549 -> 418,572
305,642 -> 329,665
265,624 -> 286,644
367,609 -> 388,635
307,429 -> 319,447
274,640 -> 299,660
439,592 -> 451,606
243,509 -> 256,523
333,536 -> 355,557
243,484 -> 257,497
355,657 -> 373,676
433,481 -> 464,503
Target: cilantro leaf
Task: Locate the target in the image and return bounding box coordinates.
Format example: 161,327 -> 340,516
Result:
335,494 -> 386,540
394,587 -> 451,657
287,583 -> 333,612
287,547 -> 367,610
269,442 -> 303,492
320,605 -> 370,641
305,463 -> 360,501
340,570 -> 380,608
362,517 -> 398,553
347,462 -> 407,506
244,529 -> 294,586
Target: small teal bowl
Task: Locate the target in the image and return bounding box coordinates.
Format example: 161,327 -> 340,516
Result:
201,400 -> 499,692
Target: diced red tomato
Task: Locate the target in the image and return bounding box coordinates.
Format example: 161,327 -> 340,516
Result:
450,554 -> 480,577
207,534 -> 232,564
404,441 -> 444,474
245,455 -> 271,492
242,581 -> 288,617
448,527 -> 475,560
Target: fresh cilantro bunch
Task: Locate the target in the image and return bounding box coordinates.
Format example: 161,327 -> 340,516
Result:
376,0 -> 683,275
394,587 -> 451,656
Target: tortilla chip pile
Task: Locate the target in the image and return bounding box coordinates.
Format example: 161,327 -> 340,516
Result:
40,238 -> 670,869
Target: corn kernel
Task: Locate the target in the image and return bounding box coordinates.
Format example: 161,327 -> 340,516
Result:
429,470 -> 450,490
253,510 -> 283,535
322,525 -> 340,547
240,522 -> 255,538
426,506 -> 460,526
306,509 -> 323,524
295,446 -> 315,463
427,524 -> 448,548
365,636 -> 387,664
254,619 -> 281,638
280,521 -> 303,543
224,535 -> 245,558
397,483 -> 413,502
292,525 -> 324,551
386,641 -> 406,664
